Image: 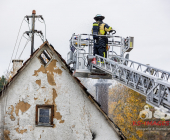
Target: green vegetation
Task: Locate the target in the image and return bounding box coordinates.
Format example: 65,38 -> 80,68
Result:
0,75 -> 7,91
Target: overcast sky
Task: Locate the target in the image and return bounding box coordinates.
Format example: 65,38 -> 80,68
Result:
0,0 -> 170,76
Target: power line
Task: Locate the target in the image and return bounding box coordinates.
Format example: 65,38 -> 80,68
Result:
38,17 -> 46,41
14,16 -> 38,60
17,32 -> 33,59
35,32 -> 44,42
14,34 -> 24,59
24,18 -> 31,31
1,13 -> 46,131
0,18 -> 26,137
23,33 -> 30,40
44,19 -> 46,41
18,39 -> 30,59
6,11 -> 47,77
7,17 -> 25,73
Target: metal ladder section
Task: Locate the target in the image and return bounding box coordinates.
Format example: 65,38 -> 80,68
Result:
91,55 -> 170,112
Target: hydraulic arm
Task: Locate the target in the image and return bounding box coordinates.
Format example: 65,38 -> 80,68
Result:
92,55 -> 170,112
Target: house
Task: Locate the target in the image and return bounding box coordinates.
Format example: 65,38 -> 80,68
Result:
0,41 -> 126,140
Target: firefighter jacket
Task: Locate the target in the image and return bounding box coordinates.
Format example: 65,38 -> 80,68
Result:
92,20 -> 113,35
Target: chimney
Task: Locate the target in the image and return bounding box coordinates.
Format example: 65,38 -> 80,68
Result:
12,60 -> 23,76
94,79 -> 111,114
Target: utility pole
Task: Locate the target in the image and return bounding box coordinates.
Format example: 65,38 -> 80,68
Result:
31,10 -> 36,55
25,10 -> 44,55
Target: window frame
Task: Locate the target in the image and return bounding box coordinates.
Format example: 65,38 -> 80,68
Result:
39,49 -> 52,66
35,105 -> 54,127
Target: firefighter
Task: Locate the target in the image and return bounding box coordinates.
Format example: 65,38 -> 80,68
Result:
92,14 -> 113,63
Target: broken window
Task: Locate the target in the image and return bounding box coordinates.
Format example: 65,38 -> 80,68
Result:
36,105 -> 54,126
39,50 -> 51,65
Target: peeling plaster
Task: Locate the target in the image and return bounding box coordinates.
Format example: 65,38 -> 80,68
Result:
59,120 -> 64,123
33,60 -> 62,86
1,47 -> 120,140
8,105 -> 15,121
47,73 -> 56,85
44,99 -> 52,104
52,88 -> 64,123
4,130 -> 10,140
53,88 -> 57,102
15,101 -> 31,116
17,118 -> 19,125
33,65 -> 46,76
41,88 -> 64,123
36,80 -> 41,86
15,127 -> 27,134
28,125 -> 34,131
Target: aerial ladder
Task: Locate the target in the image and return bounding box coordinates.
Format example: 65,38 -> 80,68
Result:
67,32 -> 170,113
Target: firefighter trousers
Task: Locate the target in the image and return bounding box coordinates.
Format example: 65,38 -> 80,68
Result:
93,37 -> 107,61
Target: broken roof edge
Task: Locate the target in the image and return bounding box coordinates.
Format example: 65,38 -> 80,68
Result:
0,41 -> 127,140
0,41 -> 47,95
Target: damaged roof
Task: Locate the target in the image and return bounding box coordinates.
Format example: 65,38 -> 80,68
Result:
0,41 -> 126,140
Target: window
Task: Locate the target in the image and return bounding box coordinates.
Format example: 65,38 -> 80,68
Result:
39,50 -> 51,65
36,105 -> 54,126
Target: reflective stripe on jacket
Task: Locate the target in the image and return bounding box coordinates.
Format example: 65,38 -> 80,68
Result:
99,23 -> 112,35
92,21 -> 112,35
92,22 -> 100,35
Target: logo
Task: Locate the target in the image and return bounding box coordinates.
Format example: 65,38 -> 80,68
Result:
133,105 -> 170,127
139,105 -> 170,120
139,105 -> 152,120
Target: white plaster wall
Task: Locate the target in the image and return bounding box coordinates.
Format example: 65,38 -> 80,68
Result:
12,61 -> 23,76
0,45 -> 120,140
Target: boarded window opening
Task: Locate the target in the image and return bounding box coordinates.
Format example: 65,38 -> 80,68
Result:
39,50 -> 51,65
36,105 -> 54,126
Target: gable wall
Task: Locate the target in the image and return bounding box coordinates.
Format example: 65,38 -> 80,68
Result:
0,45 -> 120,140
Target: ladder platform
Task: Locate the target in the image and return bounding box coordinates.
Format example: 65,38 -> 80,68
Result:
67,33 -> 170,112
73,69 -> 112,79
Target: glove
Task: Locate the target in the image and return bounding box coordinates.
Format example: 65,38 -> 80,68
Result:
106,44 -> 110,51
109,29 -> 114,33
109,30 -> 116,35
